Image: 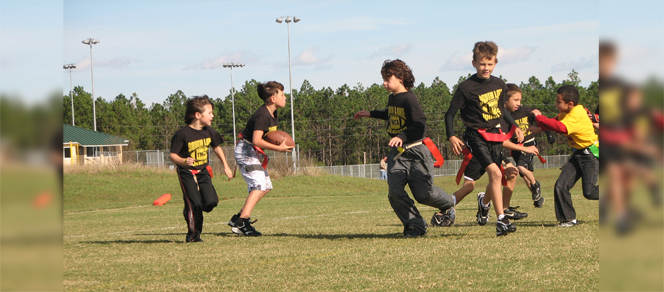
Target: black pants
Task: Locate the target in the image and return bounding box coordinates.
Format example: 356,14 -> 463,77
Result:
554,149 -> 599,222
387,144 -> 455,232
177,167 -> 219,241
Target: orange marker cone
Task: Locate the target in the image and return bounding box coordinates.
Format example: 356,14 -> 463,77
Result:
153,193 -> 171,206
33,192 -> 53,209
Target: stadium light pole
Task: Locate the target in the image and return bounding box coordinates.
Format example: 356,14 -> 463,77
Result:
64,63 -> 77,126
276,15 -> 300,169
82,38 -> 100,131
223,63 -> 245,146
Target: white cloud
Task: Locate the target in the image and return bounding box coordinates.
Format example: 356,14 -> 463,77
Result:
288,46 -> 332,70
183,51 -> 258,70
368,43 -> 412,60
551,56 -> 596,72
497,46 -> 536,64
439,52 -> 473,72
299,16 -> 408,33
75,57 -> 140,70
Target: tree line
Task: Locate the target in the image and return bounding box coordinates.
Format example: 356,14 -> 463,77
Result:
63,70 -> 599,166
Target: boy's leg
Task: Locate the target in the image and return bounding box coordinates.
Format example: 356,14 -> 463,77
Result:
177,168 -> 204,242
518,166 -> 535,188
196,168 -> 219,213
554,153 -> 583,222
453,179 -> 476,204
406,145 -> 455,227
578,152 -> 599,201
387,149 -> 427,233
240,189 -> 270,219
484,163 -> 504,217
502,162 -> 528,220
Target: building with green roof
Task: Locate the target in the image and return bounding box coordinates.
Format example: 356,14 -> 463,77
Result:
62,124 -> 129,165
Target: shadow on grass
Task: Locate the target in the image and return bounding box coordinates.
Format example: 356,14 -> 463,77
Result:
81,239 -> 181,244
216,232 -> 406,239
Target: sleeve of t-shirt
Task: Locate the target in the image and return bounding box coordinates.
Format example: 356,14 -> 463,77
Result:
253,114 -> 271,134
559,108 -> 580,135
396,94 -> 426,142
535,115 -> 568,134
449,87 -> 466,109
370,108 -> 388,120
445,105 -> 460,139
170,131 -> 185,155
209,128 -> 224,148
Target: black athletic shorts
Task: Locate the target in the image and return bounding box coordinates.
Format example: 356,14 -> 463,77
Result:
464,153 -> 511,181
463,128 -> 503,170
511,139 -> 536,173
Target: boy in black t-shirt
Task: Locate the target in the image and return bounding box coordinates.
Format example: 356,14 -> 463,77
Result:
504,84 -> 546,208
354,59 -> 455,237
444,41 -> 524,236
170,95 -> 234,243
228,81 -> 294,236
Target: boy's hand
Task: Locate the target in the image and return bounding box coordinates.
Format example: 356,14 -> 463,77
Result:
448,136 -> 464,155
277,138 -> 295,152
529,126 -> 543,134
388,137 -> 403,148
223,166 -> 234,181
353,111 -> 370,120
185,157 -> 195,166
524,146 -> 539,156
514,127 -> 524,143
531,109 -> 542,116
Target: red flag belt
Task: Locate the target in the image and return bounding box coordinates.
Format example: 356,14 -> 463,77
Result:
238,133 -> 269,170
455,147 -> 507,186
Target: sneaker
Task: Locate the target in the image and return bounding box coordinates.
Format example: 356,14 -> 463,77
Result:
496,217 -> 516,236
557,220 -> 578,227
235,218 -> 262,236
431,207 -> 455,227
476,192 -> 491,226
531,181 -> 544,208
503,206 -> 528,220
403,225 -> 427,238
185,235 -> 203,243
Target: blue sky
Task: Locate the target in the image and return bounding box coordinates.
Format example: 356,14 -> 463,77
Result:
1,1 -> 662,107
63,0 -> 601,106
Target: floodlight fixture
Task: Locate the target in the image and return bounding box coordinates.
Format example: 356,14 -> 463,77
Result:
275,15 -> 301,169
276,17 -> 283,23
82,38 -> 100,131
64,63 -> 77,125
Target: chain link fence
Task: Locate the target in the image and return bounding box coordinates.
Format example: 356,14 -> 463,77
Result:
123,148 -> 569,180
301,155 -> 570,179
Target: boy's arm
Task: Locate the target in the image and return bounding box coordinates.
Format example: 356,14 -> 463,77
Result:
212,146 -> 233,180
445,105 -> 464,155
169,152 -> 194,167
395,95 -> 426,143
369,109 -> 388,120
251,130 -> 294,152
502,140 -> 539,155
532,112 -> 568,134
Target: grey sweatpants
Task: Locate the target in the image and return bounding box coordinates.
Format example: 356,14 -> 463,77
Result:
387,143 -> 455,232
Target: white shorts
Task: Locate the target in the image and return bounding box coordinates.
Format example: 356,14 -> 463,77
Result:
235,140 -> 273,193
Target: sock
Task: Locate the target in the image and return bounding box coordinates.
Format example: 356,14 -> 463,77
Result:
481,201 -> 490,208
498,214 -> 505,221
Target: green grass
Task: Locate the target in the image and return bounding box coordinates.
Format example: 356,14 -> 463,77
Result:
64,167 -> 600,291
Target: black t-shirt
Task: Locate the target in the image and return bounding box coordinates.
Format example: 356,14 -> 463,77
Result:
369,91 -> 426,144
170,125 -> 223,170
599,76 -> 629,129
449,74 -> 509,131
240,105 -> 279,143
509,106 -> 536,143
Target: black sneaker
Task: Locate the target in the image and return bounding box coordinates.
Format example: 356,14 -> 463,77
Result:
431,207 -> 455,227
496,217 -> 516,236
503,206 -> 528,220
531,181 -> 545,208
228,213 -> 243,235
185,235 -> 203,243
403,225 -> 427,238
557,220 -> 578,227
476,192 -> 491,226
235,218 -> 262,236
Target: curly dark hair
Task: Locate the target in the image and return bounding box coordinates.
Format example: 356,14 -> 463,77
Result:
185,95 -> 213,124
472,41 -> 499,62
380,59 -> 415,91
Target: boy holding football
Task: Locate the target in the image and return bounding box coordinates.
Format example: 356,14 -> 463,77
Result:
228,81 -> 294,236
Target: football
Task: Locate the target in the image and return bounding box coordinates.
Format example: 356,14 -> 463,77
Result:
264,130 -> 295,147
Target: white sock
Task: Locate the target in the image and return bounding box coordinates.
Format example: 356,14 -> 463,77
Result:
481,201 -> 490,208
498,214 -> 505,221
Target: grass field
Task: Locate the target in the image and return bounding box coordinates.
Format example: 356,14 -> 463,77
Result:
63,166 -> 603,291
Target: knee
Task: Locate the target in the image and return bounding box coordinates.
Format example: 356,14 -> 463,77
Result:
202,202 -> 218,213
